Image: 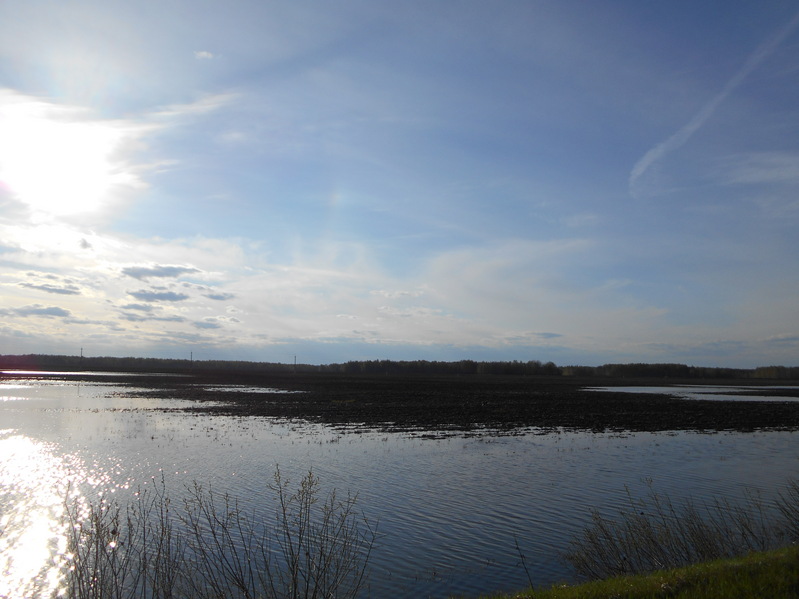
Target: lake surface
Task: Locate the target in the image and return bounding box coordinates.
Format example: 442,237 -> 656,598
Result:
2,373 -> 799,598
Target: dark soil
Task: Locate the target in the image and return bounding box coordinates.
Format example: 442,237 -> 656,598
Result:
85,371 -> 799,435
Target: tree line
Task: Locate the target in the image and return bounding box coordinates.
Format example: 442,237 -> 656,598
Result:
562,363 -> 799,379
0,354 -> 797,379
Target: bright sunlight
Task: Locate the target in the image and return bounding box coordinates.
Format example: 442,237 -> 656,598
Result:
0,89 -> 145,218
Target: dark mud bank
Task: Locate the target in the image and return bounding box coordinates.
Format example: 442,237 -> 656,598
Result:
103,373 -> 799,434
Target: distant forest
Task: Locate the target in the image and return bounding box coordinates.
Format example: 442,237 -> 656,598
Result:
0,353 -> 797,379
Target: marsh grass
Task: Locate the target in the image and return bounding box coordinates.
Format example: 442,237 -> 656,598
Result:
60,468 -> 376,599
481,544 -> 799,599
563,479 -> 799,581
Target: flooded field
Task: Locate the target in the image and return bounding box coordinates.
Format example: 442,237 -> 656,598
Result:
587,384 -> 799,402
2,371 -> 799,597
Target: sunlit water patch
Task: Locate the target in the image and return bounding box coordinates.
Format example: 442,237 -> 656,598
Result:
0,431 -> 98,598
200,384 -> 306,393
0,370 -> 184,377
586,385 -> 799,402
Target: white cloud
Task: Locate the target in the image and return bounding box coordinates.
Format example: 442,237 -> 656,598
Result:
0,215 -> 795,364
0,209 -> 793,365
194,50 -> 215,60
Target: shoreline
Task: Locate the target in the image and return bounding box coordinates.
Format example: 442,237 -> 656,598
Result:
18,370 -> 799,434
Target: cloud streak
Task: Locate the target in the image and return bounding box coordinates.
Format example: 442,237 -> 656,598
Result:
0,304 -> 71,318
19,282 -> 81,295
120,312 -> 186,323
122,264 -> 201,280
128,289 -> 190,302
629,10 -> 799,198
17,273 -> 83,295
204,292 -> 236,301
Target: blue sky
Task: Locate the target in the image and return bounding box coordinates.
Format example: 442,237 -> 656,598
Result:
1,1 -> 798,367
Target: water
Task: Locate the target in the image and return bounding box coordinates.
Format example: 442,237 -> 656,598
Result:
2,373 -> 799,598
587,384 -> 799,402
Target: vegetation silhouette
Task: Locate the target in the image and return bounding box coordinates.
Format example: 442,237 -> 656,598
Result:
61,469 -> 376,599
1,353 -> 797,379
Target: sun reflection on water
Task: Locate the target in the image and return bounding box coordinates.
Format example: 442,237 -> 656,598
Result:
0,430 -> 99,598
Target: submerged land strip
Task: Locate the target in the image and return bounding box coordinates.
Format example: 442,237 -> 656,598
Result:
3,355 -> 799,434
98,371 -> 799,434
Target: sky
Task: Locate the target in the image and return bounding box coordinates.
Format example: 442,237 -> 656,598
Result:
1,1 -> 798,367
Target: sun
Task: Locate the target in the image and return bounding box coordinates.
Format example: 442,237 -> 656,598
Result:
0,91 -> 141,218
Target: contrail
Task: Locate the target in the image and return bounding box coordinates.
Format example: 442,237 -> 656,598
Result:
629,10 -> 799,198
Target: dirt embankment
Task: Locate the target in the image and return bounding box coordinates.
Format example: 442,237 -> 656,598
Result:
97,372 -> 799,434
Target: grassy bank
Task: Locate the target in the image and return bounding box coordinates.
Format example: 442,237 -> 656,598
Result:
483,479 -> 799,599
480,544 -> 799,598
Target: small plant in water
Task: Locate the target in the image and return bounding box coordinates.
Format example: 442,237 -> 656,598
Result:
59,468 -> 376,599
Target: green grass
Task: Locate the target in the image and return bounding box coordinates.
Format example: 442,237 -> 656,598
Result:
478,545 -> 799,599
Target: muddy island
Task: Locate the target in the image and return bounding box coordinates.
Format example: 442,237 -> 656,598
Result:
110,371 -> 799,435
3,355 -> 798,435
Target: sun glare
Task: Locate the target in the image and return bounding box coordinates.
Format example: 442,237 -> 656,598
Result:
0,433 -> 76,598
0,92 -> 141,217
